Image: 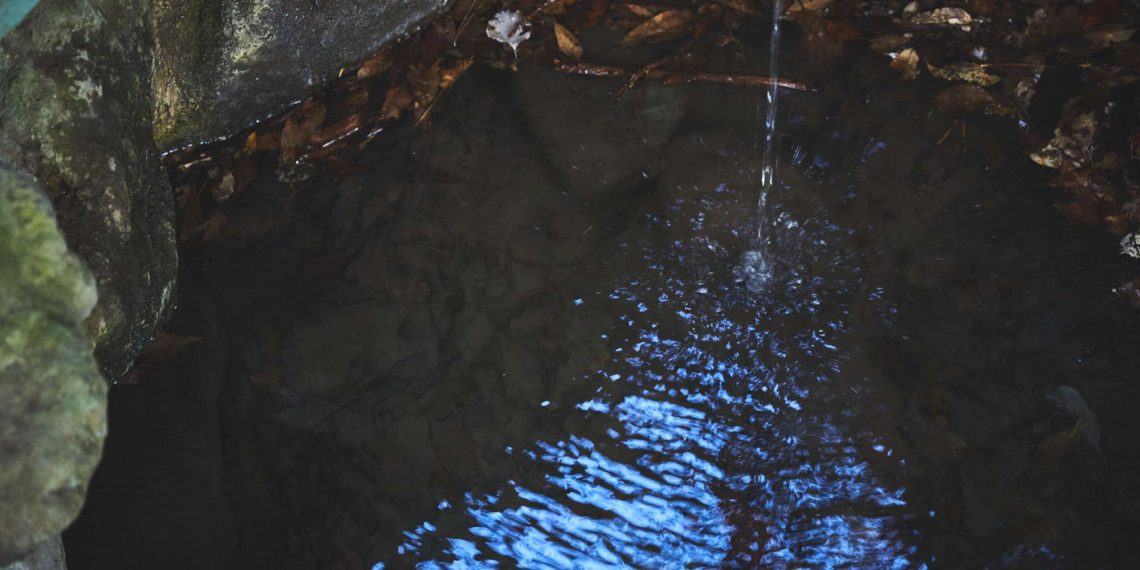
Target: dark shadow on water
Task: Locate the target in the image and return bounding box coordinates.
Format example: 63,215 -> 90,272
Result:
66,53 -> 1140,570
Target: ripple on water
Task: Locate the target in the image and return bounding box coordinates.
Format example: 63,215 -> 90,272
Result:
392,154 -> 918,568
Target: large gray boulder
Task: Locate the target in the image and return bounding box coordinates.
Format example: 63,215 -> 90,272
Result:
0,0 -> 447,563
151,0 -> 450,149
0,167 -> 105,566
0,0 -> 178,377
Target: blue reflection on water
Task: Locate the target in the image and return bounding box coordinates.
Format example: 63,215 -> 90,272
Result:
396,167 -> 918,568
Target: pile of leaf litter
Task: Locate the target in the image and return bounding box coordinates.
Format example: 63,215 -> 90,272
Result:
165,0 -> 1140,300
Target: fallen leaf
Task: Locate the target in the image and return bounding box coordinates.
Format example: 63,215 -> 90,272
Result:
280,101 -> 327,161
242,132 -> 258,154
486,10 -> 531,55
890,48 -> 921,80
911,7 -> 973,30
786,0 -> 831,14
554,22 -> 584,59
381,83 -> 414,122
439,58 -> 474,90
613,3 -> 653,18
120,334 -> 203,384
926,62 -> 1001,86
357,49 -> 393,80
211,171 -> 235,203
309,115 -> 363,148
621,9 -> 694,46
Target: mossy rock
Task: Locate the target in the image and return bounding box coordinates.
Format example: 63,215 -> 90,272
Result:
0,166 -> 105,565
0,0 -> 178,377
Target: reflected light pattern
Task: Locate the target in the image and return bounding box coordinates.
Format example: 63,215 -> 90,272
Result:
391,172 -> 920,568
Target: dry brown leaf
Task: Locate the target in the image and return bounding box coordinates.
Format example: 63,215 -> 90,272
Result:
890,48 -> 921,80
554,22 -> 584,59
613,3 -> 653,18
309,115 -> 363,148
786,0 -> 831,14
357,49 -> 393,80
242,132 -> 258,154
381,83 -> 414,121
621,9 -> 694,46
211,171 -> 235,203
911,7 -> 973,30
439,59 -> 474,90
280,101 -> 327,158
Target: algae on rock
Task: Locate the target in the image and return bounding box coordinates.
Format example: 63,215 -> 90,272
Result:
0,166 -> 105,565
0,0 -> 178,377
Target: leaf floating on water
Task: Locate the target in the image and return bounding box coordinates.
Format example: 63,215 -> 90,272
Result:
911,7 -> 973,31
613,3 -> 653,18
926,62 -> 1001,86
785,0 -> 832,15
620,9 -> 694,46
486,10 -> 532,55
554,22 -> 584,59
890,47 -> 921,80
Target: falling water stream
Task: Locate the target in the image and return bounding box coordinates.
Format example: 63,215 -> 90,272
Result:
738,0 -> 784,291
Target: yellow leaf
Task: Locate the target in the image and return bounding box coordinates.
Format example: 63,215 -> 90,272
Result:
554,22 -> 584,59
620,9 -> 694,46
890,48 -> 921,80
926,62 -> 1001,86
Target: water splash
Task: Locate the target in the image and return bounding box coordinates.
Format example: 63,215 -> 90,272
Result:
739,0 -> 784,291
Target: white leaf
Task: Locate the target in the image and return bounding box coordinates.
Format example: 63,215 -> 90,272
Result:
487,11 -> 532,55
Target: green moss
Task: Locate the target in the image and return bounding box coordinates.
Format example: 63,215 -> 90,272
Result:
0,166 -> 105,563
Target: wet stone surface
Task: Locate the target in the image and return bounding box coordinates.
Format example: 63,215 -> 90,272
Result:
67,55 -> 1140,569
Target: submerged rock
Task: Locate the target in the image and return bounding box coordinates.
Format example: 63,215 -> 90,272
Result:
151,0 -> 450,149
515,70 -> 686,199
0,0 -> 177,377
0,167 -> 105,565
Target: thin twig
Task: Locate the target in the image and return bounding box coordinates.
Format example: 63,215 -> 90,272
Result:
554,60 -> 813,91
